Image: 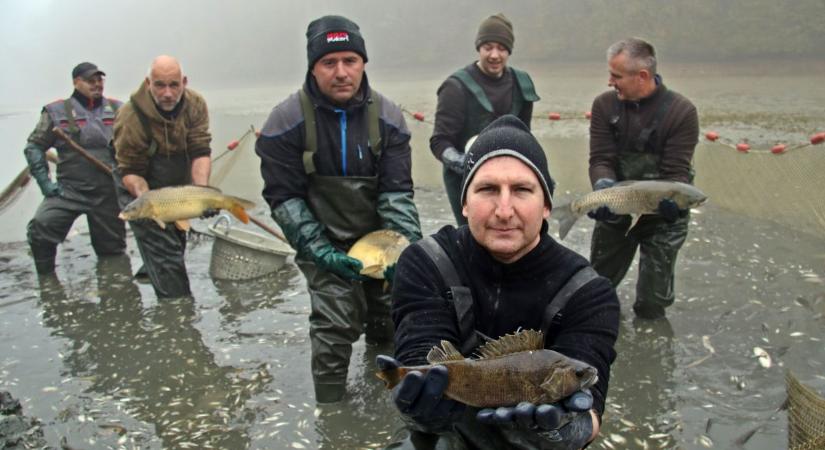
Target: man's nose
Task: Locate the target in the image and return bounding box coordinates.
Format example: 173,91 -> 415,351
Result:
495,192 -> 514,218
334,62 -> 348,78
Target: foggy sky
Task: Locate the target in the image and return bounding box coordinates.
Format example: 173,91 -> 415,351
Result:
2,0 -> 823,110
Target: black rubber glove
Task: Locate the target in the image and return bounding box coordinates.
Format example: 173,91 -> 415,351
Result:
200,208 -> 220,219
441,147 -> 467,175
312,243 -> 366,281
586,178 -> 618,222
24,143 -> 61,197
383,264 -> 396,283
657,198 -> 686,223
377,355 -> 465,432
476,390 -> 594,449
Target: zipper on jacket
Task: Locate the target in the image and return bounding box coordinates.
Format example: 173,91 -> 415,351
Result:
335,108 -> 347,175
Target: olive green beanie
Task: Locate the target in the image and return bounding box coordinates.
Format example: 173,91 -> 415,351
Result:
475,13 -> 514,52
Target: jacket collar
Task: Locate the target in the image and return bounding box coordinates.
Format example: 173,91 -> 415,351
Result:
71,90 -> 104,110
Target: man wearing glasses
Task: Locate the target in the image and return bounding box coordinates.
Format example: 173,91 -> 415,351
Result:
24,62 -> 126,276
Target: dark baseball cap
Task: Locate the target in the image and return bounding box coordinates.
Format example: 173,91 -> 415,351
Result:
71,62 -> 105,80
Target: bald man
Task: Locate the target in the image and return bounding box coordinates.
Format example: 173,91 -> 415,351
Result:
113,55 -> 213,298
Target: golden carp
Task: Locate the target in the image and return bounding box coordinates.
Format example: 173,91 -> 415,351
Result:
376,329 -> 598,408
347,229 -> 410,279
118,185 -> 255,231
553,180 -> 708,239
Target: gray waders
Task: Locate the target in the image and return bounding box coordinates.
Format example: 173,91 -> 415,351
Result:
28,98 -> 125,275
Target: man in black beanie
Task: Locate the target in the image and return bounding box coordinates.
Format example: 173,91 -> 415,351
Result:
429,13 -> 540,227
381,115 -> 619,449
255,15 -> 421,404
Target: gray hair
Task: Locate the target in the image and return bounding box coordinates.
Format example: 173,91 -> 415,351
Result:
607,38 -> 657,75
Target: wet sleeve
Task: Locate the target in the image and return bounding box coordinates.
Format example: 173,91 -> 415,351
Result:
548,277 -> 620,418
27,110 -> 57,148
391,243 -> 462,366
658,100 -> 699,183
255,118 -> 308,210
186,96 -> 212,159
588,94 -> 620,186
429,78 -> 467,160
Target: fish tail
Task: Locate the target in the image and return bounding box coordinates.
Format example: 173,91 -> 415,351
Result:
375,368 -> 406,389
230,205 -> 250,224
553,203 -> 578,240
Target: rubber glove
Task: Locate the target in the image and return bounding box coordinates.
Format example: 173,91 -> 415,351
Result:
441,147 -> 467,175
200,208 -> 220,219
312,243 -> 365,280
383,264 -> 396,283
657,198 -> 686,223
586,178 -> 618,222
377,355 -> 465,432
25,144 -> 61,197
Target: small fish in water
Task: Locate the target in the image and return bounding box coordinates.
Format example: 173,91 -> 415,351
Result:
118,185 -> 255,231
553,180 -> 708,240
347,229 -> 409,279
376,329 -> 598,408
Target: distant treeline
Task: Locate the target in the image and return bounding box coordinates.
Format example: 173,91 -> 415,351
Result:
368,0 -> 824,68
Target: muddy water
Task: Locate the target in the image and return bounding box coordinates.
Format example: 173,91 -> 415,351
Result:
2,63 -> 824,449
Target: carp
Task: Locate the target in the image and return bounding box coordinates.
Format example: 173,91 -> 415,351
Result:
553,180 -> 708,239
118,185 -> 255,231
347,229 -> 410,279
376,329 -> 598,408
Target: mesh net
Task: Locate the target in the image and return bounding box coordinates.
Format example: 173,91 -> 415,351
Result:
694,144 -> 825,238
787,371 -> 825,450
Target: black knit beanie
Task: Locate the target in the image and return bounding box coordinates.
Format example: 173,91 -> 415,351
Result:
461,115 -> 555,206
306,15 -> 368,69
475,13 -> 514,52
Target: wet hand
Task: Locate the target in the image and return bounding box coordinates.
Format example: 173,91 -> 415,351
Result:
42,180 -> 62,198
587,206 -> 620,222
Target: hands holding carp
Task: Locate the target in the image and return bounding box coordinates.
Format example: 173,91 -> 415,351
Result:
118,185 -> 255,231
376,329 -> 598,436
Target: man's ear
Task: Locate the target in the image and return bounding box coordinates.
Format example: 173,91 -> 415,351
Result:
144,77 -> 151,87
182,75 -> 188,88
637,69 -> 652,82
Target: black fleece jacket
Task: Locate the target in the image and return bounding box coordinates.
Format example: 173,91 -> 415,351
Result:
391,224 -> 620,416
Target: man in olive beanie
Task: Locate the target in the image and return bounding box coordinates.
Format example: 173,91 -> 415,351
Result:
256,15 -> 421,404
430,13 -> 540,226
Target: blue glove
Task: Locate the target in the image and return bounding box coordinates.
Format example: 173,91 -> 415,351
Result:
200,208 -> 220,219
587,178 -> 618,222
377,356 -> 465,431
476,390 -> 593,431
312,243 -> 365,281
657,198 -> 686,223
441,147 -> 467,174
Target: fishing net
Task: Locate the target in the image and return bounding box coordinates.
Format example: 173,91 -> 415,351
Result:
787,371 -> 825,450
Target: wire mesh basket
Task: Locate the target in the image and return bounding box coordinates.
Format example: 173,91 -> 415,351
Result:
208,215 -> 295,280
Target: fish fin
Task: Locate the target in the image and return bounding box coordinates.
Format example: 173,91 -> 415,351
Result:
230,205 -> 250,224
154,219 -> 166,229
427,341 -> 464,364
540,365 -> 575,402
626,214 -> 641,235
476,329 -> 544,359
360,264 -> 384,277
375,368 -> 405,389
552,203 -> 578,240
175,220 -> 190,231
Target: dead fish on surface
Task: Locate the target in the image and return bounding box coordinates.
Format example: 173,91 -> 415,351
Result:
376,329 -> 598,408
347,229 -> 409,279
118,185 -> 255,231
553,180 -> 708,239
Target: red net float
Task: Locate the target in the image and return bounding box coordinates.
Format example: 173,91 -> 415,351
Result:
811,132 -> 825,145
705,131 -> 719,142
226,140 -> 240,150
584,111 -> 592,119
412,112 -> 425,121
548,112 -> 561,121
771,144 -> 787,154
736,142 -> 750,153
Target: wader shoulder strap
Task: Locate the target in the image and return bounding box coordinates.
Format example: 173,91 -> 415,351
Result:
510,68 -> 540,102
299,89 -> 318,174
540,266 -> 599,336
62,99 -> 79,135
300,88 -> 382,175
417,236 -> 479,355
451,69 -> 494,113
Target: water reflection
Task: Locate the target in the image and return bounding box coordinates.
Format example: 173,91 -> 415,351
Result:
37,255 -> 271,449
605,317 -> 678,448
